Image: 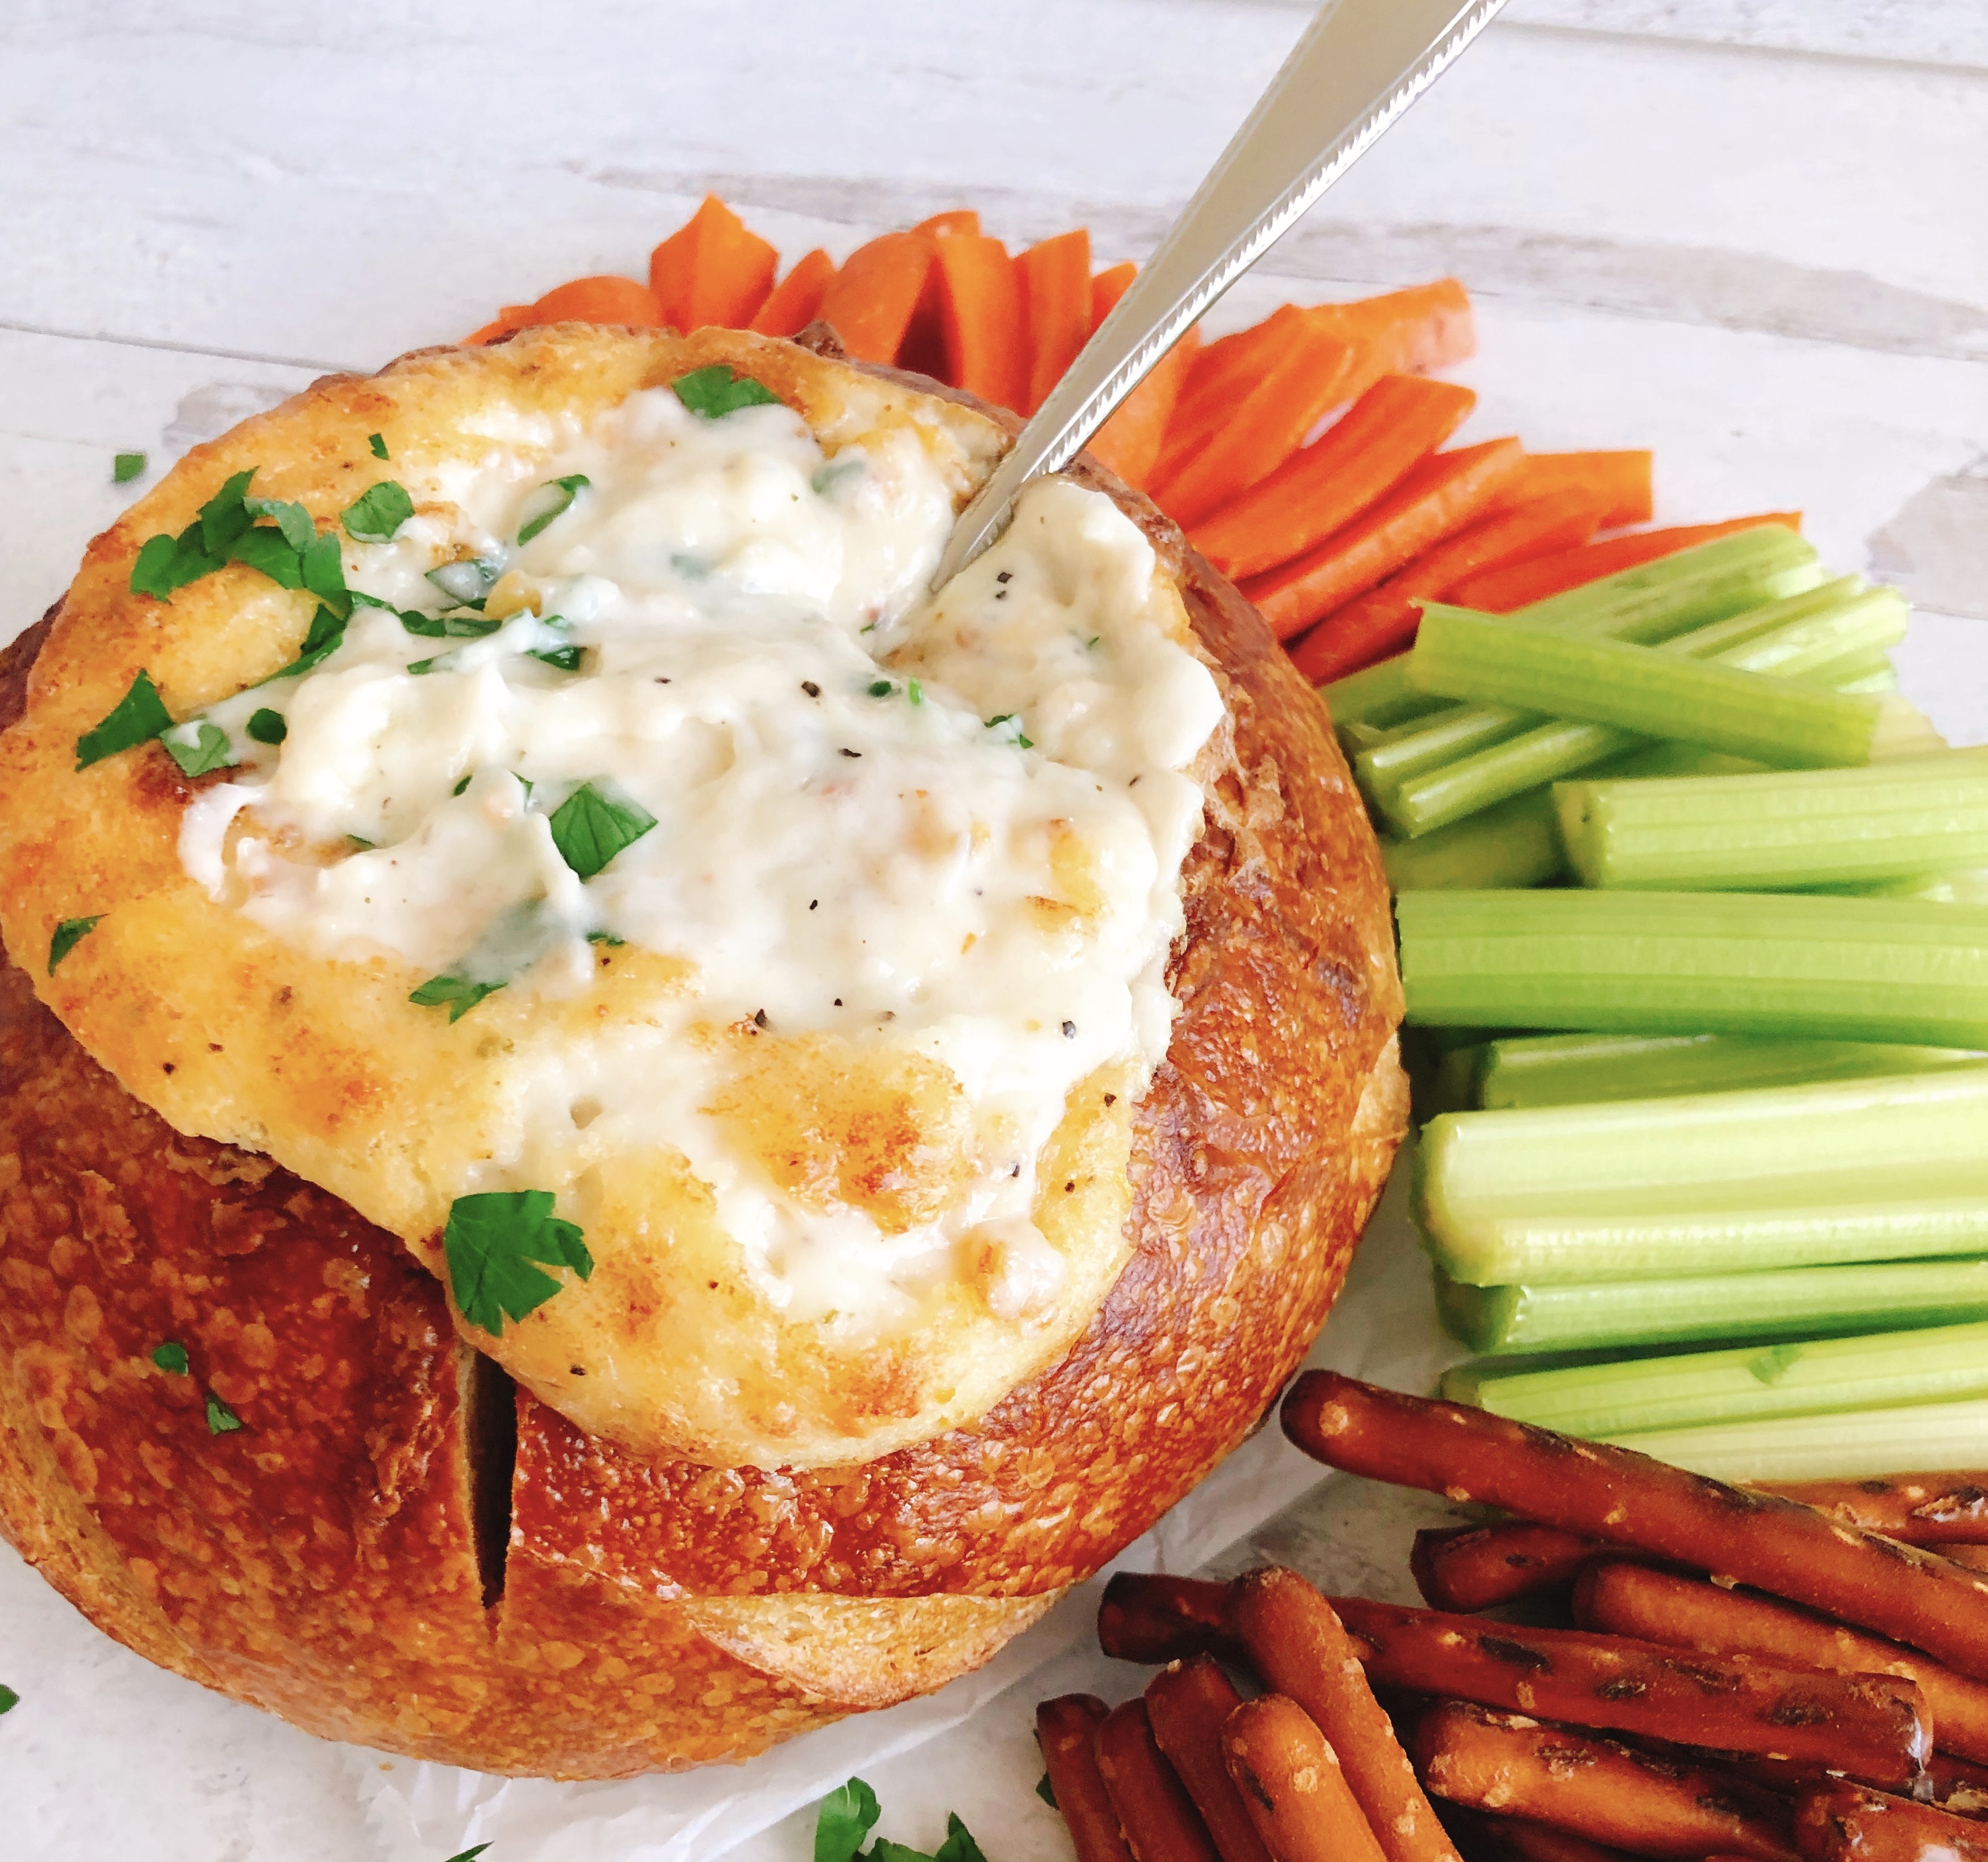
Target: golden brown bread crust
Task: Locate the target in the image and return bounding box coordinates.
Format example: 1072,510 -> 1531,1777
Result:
0,337 -> 1405,1771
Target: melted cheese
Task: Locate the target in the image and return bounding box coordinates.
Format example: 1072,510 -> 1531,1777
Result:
177,384 -> 1223,1330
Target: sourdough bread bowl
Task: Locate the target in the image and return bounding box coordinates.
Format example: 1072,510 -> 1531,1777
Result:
0,322 -> 1405,1775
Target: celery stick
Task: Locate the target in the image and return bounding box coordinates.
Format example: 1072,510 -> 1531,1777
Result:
1397,889 -> 1988,1045
1469,1031 -> 1981,1109
1603,1398 -> 1988,1484
1357,706 -> 1540,807
1320,655 -> 1447,732
1383,791 -> 1564,891
1442,1320 -> 1988,1436
1409,608 -> 1888,770
1437,1258 -> 1988,1355
1384,585 -> 1905,836
1556,747 -> 1988,891
1513,524 -> 1822,632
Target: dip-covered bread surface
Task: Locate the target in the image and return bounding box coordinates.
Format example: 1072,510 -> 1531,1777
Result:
0,324 -> 1405,1773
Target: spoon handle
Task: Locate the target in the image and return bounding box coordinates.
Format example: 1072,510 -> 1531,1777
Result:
931,0 -> 1509,590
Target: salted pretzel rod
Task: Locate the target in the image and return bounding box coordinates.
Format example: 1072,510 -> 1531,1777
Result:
1408,1701 -> 1800,1861
1038,1695 -> 1137,1862
1927,1749 -> 1988,1819
1410,1523 -> 1605,1613
1146,1658 -> 1275,1862
1220,1693 -> 1390,1862
1576,1559 -> 1988,1767
1449,1813 -> 1644,1862
1228,1568 -> 1462,1862
1332,1593 -> 1929,1791
1283,1373 -> 1988,1681
1101,1572 -> 1244,1666
1095,1698 -> 1224,1862
1794,1781 -> 1988,1860
1772,1473 -> 1988,1548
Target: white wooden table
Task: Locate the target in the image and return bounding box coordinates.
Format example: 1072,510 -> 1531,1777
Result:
2,3 -> 1985,1858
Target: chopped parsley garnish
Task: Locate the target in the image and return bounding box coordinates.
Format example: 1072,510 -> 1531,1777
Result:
868,680 -> 893,698
341,480 -> 416,544
47,916 -> 102,975
151,1341 -> 190,1376
267,603 -> 349,681
529,643 -> 584,672
452,774 -> 473,797
516,474 -> 590,545
113,451 -> 146,483
299,531 -> 351,616
347,835 -> 375,850
225,526 -> 306,588
0,1685 -> 17,1716
907,679 -> 923,706
399,608 -> 502,641
204,1393 -> 244,1435
129,526 -> 224,602
242,495 -> 319,552
813,1778 -> 881,1862
1035,1772 -> 1057,1808
409,973 -> 504,1022
161,720 -> 238,779
199,469 -> 258,555
443,1189 -> 592,1336
585,930 -> 625,947
672,364 -> 781,419
440,1847 -> 490,1862
985,713 -> 1033,750
427,557 -> 500,605
75,670 -> 173,769
548,781 -> 655,881
246,708 -> 288,745
368,432 -> 390,460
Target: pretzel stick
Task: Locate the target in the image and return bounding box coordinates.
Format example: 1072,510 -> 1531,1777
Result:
1408,1701 -> 1800,1861
1451,1813 -> 1644,1862
1793,1781 -> 1988,1860
1770,1475 -> 1988,1548
1576,1558 -> 1988,1766
1146,1659 -> 1276,1862
1228,1568 -> 1462,1862
1222,1693 -> 1390,1862
1929,1750 -> 1988,1820
1101,1573 -> 1244,1665
1039,1695 -> 1138,1862
1283,1373 -> 1988,1682
1097,1698 -> 1224,1862
1413,1524 -> 1606,1613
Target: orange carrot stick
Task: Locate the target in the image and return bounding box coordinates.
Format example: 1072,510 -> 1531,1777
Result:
1091,261 -> 1136,327
1242,438 -> 1525,641
463,304 -> 536,346
1151,327 -> 1359,527
1488,451 -> 1654,530
647,195 -> 778,331
1089,329 -> 1200,490
1039,1695 -> 1138,1862
931,233 -> 1028,411
518,275 -> 665,329
1306,279 -> 1476,375
1146,1659 -> 1276,1862
816,231 -> 937,364
1017,229 -> 1093,413
1445,514 -> 1803,612
1164,304 -> 1319,459
749,249 -> 835,337
1290,488 -> 1605,682
1222,1695 -> 1391,1862
912,208 -> 982,239
1192,376 -> 1478,582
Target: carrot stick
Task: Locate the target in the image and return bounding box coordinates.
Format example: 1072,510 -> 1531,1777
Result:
1281,1373 -> 1988,1687
1150,326 -> 1359,527
1162,305 -> 1320,471
1794,1781 -> 1988,1860
1488,452 -> 1653,530
1090,329 -> 1201,491
1307,279 -> 1476,376
1039,1695 -> 1138,1862
1243,438 -> 1525,641
1575,1559 -> 1988,1768
1017,229 -> 1094,413
1222,1695 -> 1391,1862
816,231 -> 937,364
1147,1659 -> 1277,1862
463,304 -> 535,346
930,232 -> 1028,410
1289,489 -> 1605,684
647,194 -> 778,332
1096,1698 -> 1224,1862
1228,1570 -> 1462,1862
1410,1703 -> 1800,1861
493,275 -> 664,333
1191,376 -> 1478,581
1331,1593 -> 1930,1793
1445,514 -> 1802,612
748,249 -> 835,337
1410,1522 -> 1605,1614
912,209 -> 982,239
1092,261 -> 1137,327
1101,1573 -> 1242,1666
1768,1474 -> 1988,1549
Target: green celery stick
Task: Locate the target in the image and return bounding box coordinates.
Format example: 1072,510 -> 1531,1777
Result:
1408,607 -> 1891,771
1556,746 -> 1988,891
1436,1258 -> 1988,1355
1511,524 -> 1821,631
1382,583 -> 1906,836
1468,1031 -> 1982,1110
1602,1398 -> 1988,1484
1398,889 -> 1988,1046
1320,655 -> 1446,732
1383,791 -> 1564,892
1442,1320 -> 1988,1436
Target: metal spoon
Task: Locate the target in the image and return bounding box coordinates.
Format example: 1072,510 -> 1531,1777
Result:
930,0 -> 1509,591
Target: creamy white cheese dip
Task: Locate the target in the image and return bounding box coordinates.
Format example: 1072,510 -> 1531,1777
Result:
179,382 -> 1224,1329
